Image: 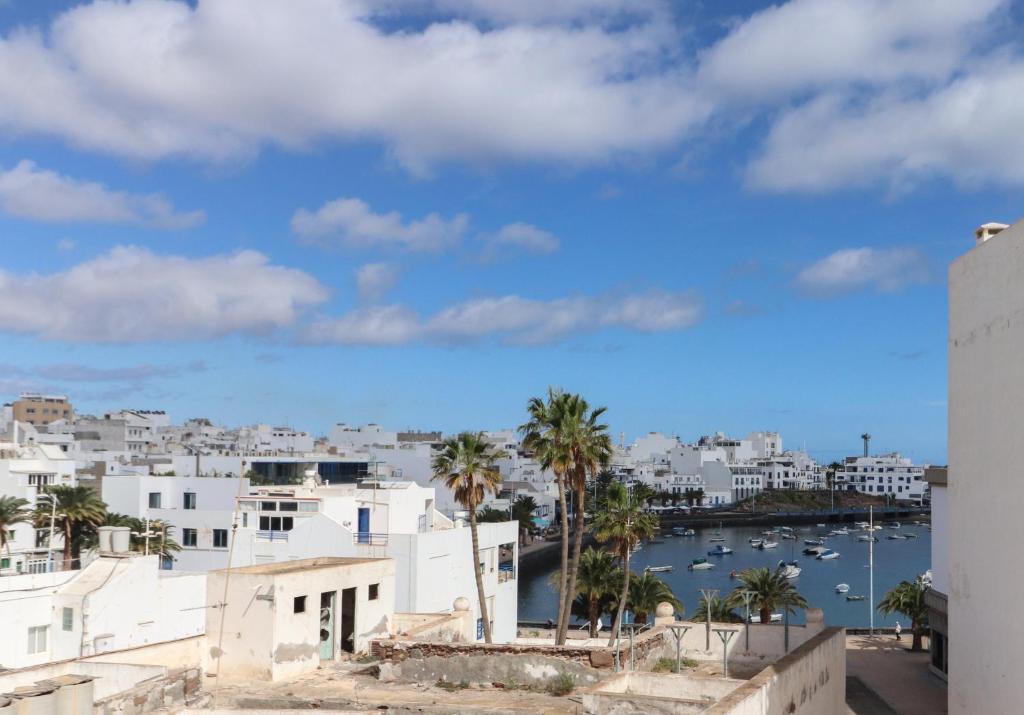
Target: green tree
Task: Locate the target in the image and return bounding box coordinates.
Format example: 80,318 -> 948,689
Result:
727,566 -> 809,625
556,547 -> 620,637
511,495 -> 539,545
694,593 -> 742,623
628,571 -> 683,625
878,578 -> 929,652
521,389 -> 612,645
684,488 -> 705,507
35,486 -> 107,569
593,482 -> 657,645
476,507 -> 509,523
432,432 -> 503,644
0,496 -> 32,565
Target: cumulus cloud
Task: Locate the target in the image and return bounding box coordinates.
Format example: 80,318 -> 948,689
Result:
392,0 -> 663,25
795,247 -> 929,297
293,198 -> 468,252
0,160 -> 205,228
481,222 -> 559,260
356,262 -> 399,302
0,246 -> 328,342
303,289 -> 701,345
0,0 -> 707,172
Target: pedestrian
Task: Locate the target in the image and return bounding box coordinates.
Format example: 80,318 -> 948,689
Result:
895,621 -> 902,641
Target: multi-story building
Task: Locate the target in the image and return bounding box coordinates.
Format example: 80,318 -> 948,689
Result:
836,453 -> 927,502
946,219 -> 1023,712
0,441 -> 76,575
758,451 -> 822,491
10,394 -> 73,426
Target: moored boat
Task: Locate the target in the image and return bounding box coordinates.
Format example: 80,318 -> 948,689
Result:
804,545 -> 827,556
857,535 -> 878,542
708,545 -> 734,556
817,549 -> 840,560
835,583 -> 850,593
846,595 -> 866,602
688,557 -> 715,571
758,540 -> 779,550
804,538 -> 824,546
645,565 -> 674,573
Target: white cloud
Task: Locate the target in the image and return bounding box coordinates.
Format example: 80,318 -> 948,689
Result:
481,222 -> 559,259
0,0 -> 707,171
0,160 -> 205,228
795,247 -> 928,297
355,262 -> 399,302
303,289 -> 701,345
698,0 -> 1005,102
392,0 -> 663,25
292,197 -> 468,252
0,246 -> 328,342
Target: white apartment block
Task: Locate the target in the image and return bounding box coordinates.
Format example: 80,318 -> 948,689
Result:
0,441 -> 76,575
758,450 -> 822,491
836,453 -> 927,502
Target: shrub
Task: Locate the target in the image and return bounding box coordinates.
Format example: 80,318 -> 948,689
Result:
653,656 -> 698,673
547,673 -> 576,697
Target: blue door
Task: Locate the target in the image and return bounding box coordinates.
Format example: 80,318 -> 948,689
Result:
357,507 -> 370,544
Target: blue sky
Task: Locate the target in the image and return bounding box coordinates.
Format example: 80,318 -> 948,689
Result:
2,0 -> 1022,464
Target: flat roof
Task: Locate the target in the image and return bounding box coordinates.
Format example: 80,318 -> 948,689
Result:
214,556 -> 387,576
924,467 -> 948,485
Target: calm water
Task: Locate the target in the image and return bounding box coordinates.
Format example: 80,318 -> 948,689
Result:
518,523 -> 930,628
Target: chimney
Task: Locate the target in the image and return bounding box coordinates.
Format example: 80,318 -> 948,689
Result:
975,222 -> 1009,245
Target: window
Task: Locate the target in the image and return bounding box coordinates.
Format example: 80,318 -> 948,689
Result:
62,607 -> 73,631
279,501 -> 298,512
182,528 -> 197,547
294,595 -> 306,613
260,501 -> 278,511
27,626 -> 47,655
183,492 -> 197,510
298,502 -> 318,512
369,583 -> 379,601
213,529 -> 228,548
1,557 -> 9,570
148,492 -> 162,509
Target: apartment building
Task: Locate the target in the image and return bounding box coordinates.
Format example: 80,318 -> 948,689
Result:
837,453 -> 928,503
10,394 -> 73,426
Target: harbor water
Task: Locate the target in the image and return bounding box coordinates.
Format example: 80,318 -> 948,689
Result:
518,522 -> 930,628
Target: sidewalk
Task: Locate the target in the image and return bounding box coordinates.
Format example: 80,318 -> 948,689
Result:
846,634 -> 946,715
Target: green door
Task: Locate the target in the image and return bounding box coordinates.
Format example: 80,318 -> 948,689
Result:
319,591 -> 336,661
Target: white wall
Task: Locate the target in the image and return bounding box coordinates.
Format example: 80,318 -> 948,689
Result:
948,222 -> 1024,714
930,483 -> 948,596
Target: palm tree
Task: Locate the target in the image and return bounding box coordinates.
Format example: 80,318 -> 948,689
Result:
826,461 -> 842,509
593,482 -> 657,645
520,387 -> 606,643
35,486 -> 107,569
432,432 -> 503,644
684,488 -> 705,507
568,547 -> 620,637
628,571 -> 683,625
476,507 -> 509,523
694,593 -> 742,623
878,578 -> 929,651
0,496 -> 32,566
511,495 -> 538,545
728,566 -> 809,625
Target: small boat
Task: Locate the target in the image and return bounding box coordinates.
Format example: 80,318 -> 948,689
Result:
749,537 -> 764,544
645,565 -> 674,573
777,561 -> 801,579
683,529 -> 695,536
749,613 -> 783,624
781,533 -> 797,540
709,536 -> 726,543
888,522 -> 901,529
835,583 -> 850,593
804,546 -> 827,556
708,545 -> 734,556
749,538 -> 763,548
817,549 -> 840,560
829,528 -> 849,536
663,533 -> 674,538
761,530 -> 775,536
804,539 -> 824,546
887,534 -> 908,540
688,558 -> 715,571
816,523 -> 826,527
757,541 -> 779,550
903,533 -> 918,539
858,535 -> 878,542
846,595 -> 866,602
778,526 -> 794,532
672,527 -> 685,535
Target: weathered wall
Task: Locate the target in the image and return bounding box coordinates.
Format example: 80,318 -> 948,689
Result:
703,627 -> 845,715
582,673 -> 743,715
93,666 -> 204,715
379,652 -> 604,689
947,227 -> 1023,714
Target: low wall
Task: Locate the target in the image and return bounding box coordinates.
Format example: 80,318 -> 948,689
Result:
392,612 -> 475,643
379,652 -> 604,690
651,619 -> 825,671
703,627 -> 846,715
93,666 -> 204,715
582,673 -> 744,715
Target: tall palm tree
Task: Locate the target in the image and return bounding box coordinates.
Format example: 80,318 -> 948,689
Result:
826,461 -> 842,508
511,495 -> 538,545
628,571 -> 683,625
35,485 -> 107,570
593,482 -> 657,645
728,566 -> 809,625
568,547 -> 620,637
432,432 -> 503,644
878,578 -> 929,652
521,389 -> 612,645
0,496 -> 32,565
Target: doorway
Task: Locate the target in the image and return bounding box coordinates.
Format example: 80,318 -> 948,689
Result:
340,587 -> 357,653
319,591 -> 336,661
357,507 -> 370,543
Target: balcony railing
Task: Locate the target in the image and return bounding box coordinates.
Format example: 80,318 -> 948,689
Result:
353,532 -> 388,546
256,530 -> 289,542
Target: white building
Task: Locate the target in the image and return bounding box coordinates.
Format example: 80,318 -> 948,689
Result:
0,441 -> 76,575
230,481 -> 519,643
836,453 -> 927,502
924,466 -> 948,680
946,219 -> 1023,713
758,450 -> 822,491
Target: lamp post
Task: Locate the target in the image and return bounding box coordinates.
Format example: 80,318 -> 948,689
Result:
739,590 -> 755,651
666,624 -> 692,673
699,588 -> 719,650
714,629 -> 738,678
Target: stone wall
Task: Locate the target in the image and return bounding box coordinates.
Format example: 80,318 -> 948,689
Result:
93,666 -> 206,715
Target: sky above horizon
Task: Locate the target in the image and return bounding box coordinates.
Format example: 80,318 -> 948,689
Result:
3,0 -> 1023,464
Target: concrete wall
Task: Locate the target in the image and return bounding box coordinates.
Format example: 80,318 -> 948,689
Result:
582,673 -> 743,715
651,618 -> 826,670
929,483 -> 948,597
704,627 -> 845,715
948,222 -> 1024,714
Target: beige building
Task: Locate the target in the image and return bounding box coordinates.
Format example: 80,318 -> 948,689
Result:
12,394 -> 73,426
205,557 -> 395,682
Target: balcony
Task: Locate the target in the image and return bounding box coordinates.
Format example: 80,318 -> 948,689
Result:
353,532 -> 388,558
256,530 -> 289,542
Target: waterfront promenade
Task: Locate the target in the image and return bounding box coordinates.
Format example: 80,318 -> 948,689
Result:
846,634 -> 946,714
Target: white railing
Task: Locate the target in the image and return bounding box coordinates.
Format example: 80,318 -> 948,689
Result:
256,530 -> 289,542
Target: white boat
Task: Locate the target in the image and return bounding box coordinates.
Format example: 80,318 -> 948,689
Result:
708,545 -> 733,555
888,522 -> 901,529
816,523 -> 826,527
858,535 -> 878,542
688,558 -> 715,571
758,541 -> 779,550
903,533 -> 919,539
645,565 -> 674,573
817,549 -> 840,560
829,528 -> 849,536
749,538 -> 763,547
835,583 -> 850,593
709,536 -> 726,542
781,533 -> 797,540
803,545 -> 827,556
804,538 -> 824,546
683,529 -> 695,536
777,561 -> 801,579
887,534 -> 908,540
